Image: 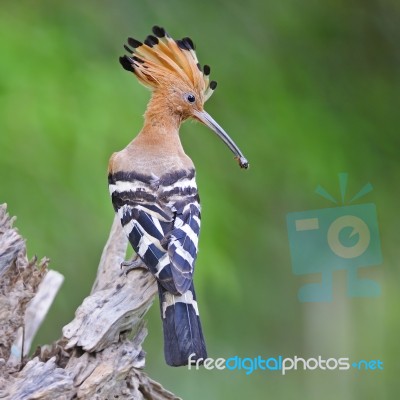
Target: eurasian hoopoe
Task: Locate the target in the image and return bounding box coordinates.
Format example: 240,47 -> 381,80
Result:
108,26 -> 248,367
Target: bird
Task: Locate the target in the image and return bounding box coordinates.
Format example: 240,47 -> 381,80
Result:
108,26 -> 248,367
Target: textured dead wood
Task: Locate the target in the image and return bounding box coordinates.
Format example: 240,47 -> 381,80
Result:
0,204 -> 49,369
0,204 -> 181,400
7,269 -> 64,371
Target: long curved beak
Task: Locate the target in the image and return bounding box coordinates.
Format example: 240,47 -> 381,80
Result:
194,110 -> 249,169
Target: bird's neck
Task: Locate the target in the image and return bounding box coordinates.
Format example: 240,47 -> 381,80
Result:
141,92 -> 181,138
132,92 -> 187,156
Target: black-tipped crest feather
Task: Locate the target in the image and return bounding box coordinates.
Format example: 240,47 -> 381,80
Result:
119,56 -> 134,72
176,39 -> 188,50
182,37 -> 195,50
152,25 -> 166,38
127,37 -> 142,48
124,44 -> 134,54
144,35 -> 159,47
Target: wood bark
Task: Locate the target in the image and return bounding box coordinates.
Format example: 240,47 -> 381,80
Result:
0,204 -> 181,400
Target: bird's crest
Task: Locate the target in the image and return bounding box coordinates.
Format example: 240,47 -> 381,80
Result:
119,26 -> 217,102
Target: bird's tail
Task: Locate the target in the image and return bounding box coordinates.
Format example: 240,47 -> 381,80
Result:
158,282 -> 207,366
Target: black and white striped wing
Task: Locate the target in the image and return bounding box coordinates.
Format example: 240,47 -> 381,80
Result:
109,170 -> 201,295
165,200 -> 201,292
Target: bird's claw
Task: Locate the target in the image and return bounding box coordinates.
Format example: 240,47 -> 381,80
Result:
120,255 -> 147,275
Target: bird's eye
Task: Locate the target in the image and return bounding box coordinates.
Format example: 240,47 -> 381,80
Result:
186,94 -> 196,103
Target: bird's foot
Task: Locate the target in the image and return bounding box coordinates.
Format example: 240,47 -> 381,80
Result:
120,255 -> 147,275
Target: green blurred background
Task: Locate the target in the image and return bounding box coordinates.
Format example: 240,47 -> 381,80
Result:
1,0 -> 399,398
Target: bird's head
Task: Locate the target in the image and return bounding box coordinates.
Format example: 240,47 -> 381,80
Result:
119,26 -> 248,169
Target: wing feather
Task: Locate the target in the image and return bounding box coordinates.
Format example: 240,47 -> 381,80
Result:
109,171 -> 201,295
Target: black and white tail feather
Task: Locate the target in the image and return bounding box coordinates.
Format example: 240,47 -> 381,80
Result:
108,168 -> 207,366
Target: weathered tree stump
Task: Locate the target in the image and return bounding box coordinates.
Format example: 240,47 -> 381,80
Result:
0,204 -> 180,400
